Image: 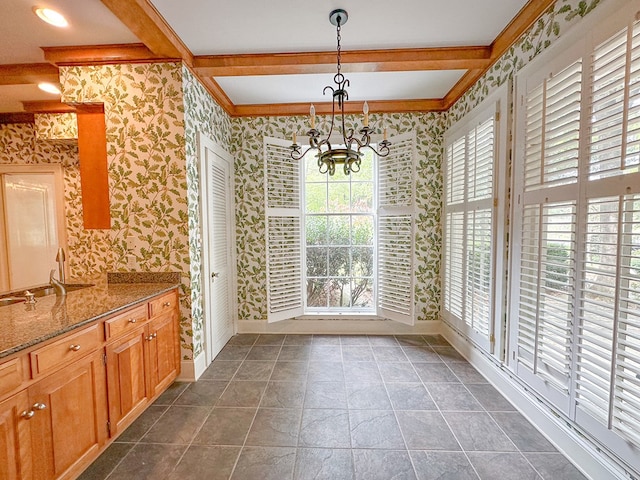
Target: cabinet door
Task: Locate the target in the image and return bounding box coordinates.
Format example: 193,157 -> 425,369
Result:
0,390 -> 32,480
106,326 -> 149,437
147,311 -> 178,397
30,350 -> 108,480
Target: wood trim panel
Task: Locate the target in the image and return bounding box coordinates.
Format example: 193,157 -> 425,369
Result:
21,101 -> 74,113
194,46 -> 491,77
232,98 -> 446,118
0,113 -> 35,124
100,0 -> 193,65
42,44 -> 174,66
76,105 -> 111,229
0,64 -> 59,85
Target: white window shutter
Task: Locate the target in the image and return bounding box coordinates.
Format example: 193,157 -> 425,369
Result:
377,131 -> 415,325
264,136 -> 303,322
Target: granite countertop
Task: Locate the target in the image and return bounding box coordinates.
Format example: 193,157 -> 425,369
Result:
0,272 -> 180,359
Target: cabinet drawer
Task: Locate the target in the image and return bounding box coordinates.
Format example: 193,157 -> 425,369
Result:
105,304 -> 149,340
149,290 -> 177,318
0,356 -> 28,399
30,324 -> 103,377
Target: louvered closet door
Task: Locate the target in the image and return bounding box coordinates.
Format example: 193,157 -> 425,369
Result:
199,133 -> 236,362
265,137 -> 303,322
377,132 -> 415,325
511,54 -> 582,413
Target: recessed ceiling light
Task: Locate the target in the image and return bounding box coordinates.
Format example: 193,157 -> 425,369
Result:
38,82 -> 61,95
33,7 -> 68,27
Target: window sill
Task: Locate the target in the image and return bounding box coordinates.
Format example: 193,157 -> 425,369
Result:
296,313 -> 381,321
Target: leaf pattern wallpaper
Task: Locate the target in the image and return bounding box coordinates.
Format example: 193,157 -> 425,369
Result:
34,113 -> 78,141
0,0 -> 602,367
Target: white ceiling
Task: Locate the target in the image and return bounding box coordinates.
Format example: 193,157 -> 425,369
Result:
0,0 -> 530,112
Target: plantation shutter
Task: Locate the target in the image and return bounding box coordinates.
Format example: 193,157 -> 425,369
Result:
264,136 -> 303,322
377,131 -> 415,325
511,8 -> 640,472
573,21 -> 640,460
512,55 -> 582,411
443,97 -> 502,354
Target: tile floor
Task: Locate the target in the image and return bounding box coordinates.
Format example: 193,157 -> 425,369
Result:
80,334 -> 588,480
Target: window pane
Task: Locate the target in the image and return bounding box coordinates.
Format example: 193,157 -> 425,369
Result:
352,216 -> 374,245
352,247 -> 373,276
328,215 -> 350,244
307,278 -> 328,307
328,247 -> 350,276
357,149 -> 375,181
306,183 -> 327,213
352,182 -> 373,212
306,155 -> 325,182
351,278 -> 373,308
328,278 -> 351,307
306,247 -> 327,276
306,216 -> 327,245
328,182 -> 350,211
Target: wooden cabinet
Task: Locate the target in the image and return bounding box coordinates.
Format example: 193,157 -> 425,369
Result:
105,326 -> 149,437
30,350 -> 107,480
147,310 -> 179,398
0,287 -> 180,480
105,292 -> 179,434
0,390 -> 32,480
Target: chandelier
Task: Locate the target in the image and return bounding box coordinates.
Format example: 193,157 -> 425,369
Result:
290,9 -> 391,176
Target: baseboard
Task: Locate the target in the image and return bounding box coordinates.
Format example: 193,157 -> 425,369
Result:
441,323 -> 629,480
177,351 -> 208,382
237,318 -> 441,335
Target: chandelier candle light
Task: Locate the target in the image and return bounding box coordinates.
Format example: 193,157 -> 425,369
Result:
290,9 -> 391,176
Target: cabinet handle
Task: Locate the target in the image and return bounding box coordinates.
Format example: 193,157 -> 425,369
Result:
32,403 -> 46,411
69,344 -> 81,351
146,333 -> 157,341
21,410 -> 35,419
162,302 -> 171,307
128,318 -> 137,323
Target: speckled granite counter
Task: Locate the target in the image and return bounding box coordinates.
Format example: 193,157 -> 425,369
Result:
0,273 -> 180,359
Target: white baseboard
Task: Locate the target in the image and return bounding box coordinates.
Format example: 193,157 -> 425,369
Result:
177,350 -> 208,382
441,323 -> 628,480
237,318 -> 441,335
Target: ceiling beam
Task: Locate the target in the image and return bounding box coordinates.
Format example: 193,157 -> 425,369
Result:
100,0 -> 193,65
22,100 -> 76,113
0,64 -> 59,85
443,0 -> 556,108
193,46 -> 491,77
231,98 -> 446,118
43,44 -> 173,66
199,76 -> 236,116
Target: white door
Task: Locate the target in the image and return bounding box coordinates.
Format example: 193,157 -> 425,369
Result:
199,133 -> 236,364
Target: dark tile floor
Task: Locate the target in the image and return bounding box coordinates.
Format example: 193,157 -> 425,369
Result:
80,334 -> 588,480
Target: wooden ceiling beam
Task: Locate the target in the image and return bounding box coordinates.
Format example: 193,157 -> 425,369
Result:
231,98 -> 446,118
0,64 -> 59,85
42,44 -> 174,66
199,76 -> 236,116
193,46 -> 491,77
100,0 -> 193,65
22,100 -> 76,113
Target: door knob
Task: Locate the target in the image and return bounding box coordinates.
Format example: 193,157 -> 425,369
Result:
211,272 -> 220,282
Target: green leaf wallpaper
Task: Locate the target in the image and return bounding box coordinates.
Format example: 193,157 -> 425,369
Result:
0,0 -> 603,367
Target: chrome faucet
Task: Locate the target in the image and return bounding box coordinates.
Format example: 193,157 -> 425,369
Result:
49,269 -> 66,296
55,247 -> 66,284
